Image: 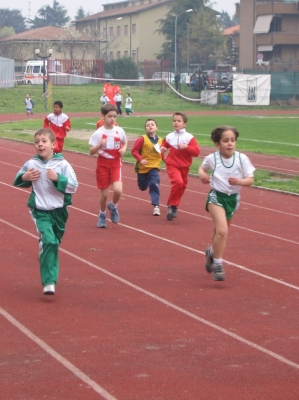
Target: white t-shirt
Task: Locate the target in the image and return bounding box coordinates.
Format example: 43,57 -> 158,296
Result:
114,94 -> 122,102
201,150 -> 255,195
125,97 -> 132,109
89,125 -> 127,159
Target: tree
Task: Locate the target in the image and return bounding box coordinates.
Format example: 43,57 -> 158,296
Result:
0,26 -> 15,39
105,57 -> 138,80
156,0 -> 208,60
75,7 -> 86,20
185,8 -> 225,68
28,1 -> 70,28
0,8 -> 26,33
219,11 -> 239,29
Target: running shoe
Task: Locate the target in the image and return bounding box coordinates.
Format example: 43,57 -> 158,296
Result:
212,264 -> 225,281
153,205 -> 161,216
108,202 -> 120,223
167,205 -> 177,221
97,213 -> 107,228
43,284 -> 55,295
205,246 -> 213,273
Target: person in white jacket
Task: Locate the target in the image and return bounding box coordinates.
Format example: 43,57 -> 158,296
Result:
13,128 -> 78,295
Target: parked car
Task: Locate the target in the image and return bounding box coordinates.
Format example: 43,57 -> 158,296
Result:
152,71 -> 175,83
16,75 -> 27,85
202,70 -> 232,92
103,73 -> 113,80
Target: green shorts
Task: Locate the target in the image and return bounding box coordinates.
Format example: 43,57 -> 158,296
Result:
206,189 -> 240,220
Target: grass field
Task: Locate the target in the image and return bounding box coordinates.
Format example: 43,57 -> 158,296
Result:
0,84 -> 298,194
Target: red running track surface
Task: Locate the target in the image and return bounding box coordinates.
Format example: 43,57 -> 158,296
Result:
0,138 -> 299,400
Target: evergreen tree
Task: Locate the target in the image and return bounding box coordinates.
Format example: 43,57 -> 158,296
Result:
0,8 -> 26,33
28,1 -> 70,28
75,7 -> 86,20
105,57 -> 138,80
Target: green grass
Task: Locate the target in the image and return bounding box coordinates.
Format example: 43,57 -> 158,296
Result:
1,84 -> 298,194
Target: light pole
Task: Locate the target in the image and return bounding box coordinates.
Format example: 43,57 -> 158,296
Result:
35,48 -> 53,110
174,9 -> 193,76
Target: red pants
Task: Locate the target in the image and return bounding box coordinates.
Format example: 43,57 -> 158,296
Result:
166,165 -> 189,207
54,137 -> 64,153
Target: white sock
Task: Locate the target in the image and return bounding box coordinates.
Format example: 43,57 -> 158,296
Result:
100,211 -> 106,215
213,258 -> 222,266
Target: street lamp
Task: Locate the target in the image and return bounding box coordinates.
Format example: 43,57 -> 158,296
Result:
174,9 -> 193,75
35,48 -> 53,109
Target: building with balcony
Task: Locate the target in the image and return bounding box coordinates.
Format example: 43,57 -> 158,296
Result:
238,0 -> 299,71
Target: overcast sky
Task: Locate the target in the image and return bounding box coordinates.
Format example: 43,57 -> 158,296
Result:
11,0 -> 236,22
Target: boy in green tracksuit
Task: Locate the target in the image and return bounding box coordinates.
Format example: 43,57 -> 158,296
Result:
13,128 -> 78,295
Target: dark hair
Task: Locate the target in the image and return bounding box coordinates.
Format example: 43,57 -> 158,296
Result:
53,100 -> 63,108
211,126 -> 239,143
101,103 -> 118,115
173,111 -> 188,123
34,128 -> 56,142
127,93 -> 130,96
144,118 -> 158,129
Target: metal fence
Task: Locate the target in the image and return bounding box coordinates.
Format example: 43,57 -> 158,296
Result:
243,70 -> 299,101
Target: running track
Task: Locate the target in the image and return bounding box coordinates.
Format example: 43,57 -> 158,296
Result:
0,137 -> 299,399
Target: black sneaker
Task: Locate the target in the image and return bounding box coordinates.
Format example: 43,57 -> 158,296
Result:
171,205 -> 177,218
167,205 -> 174,220
205,246 -> 213,273
212,264 -> 225,281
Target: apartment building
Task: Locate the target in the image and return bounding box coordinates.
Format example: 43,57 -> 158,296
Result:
238,0 -> 299,71
75,0 -> 171,63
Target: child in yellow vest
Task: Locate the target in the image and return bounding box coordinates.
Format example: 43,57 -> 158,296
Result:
131,119 -> 164,216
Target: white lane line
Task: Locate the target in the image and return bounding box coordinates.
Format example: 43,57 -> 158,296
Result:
1,218 -> 299,371
0,306 -> 117,400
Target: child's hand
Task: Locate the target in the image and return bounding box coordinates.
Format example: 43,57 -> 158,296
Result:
178,143 -> 188,150
118,147 -> 126,157
199,171 -> 210,184
65,126 -> 71,132
160,146 -> 168,154
99,138 -> 107,147
46,169 -> 58,182
228,177 -> 241,186
22,168 -> 41,182
140,159 -> 148,165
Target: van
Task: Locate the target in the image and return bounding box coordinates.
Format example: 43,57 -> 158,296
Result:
152,71 -> 175,83
24,59 -> 63,85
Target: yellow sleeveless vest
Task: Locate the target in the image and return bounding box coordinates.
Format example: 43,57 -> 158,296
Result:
134,135 -> 163,173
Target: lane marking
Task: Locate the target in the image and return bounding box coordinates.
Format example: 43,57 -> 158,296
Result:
0,306 -> 117,400
1,218 -> 299,371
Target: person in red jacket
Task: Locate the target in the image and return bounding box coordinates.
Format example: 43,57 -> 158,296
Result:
44,101 -> 71,153
161,112 -> 200,221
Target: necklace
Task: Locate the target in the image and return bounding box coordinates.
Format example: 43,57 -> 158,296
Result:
220,152 -> 235,168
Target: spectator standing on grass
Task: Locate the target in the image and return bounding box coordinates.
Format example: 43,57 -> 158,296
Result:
125,93 -> 134,116
131,119 -> 164,216
13,128 -> 78,295
24,93 -> 34,119
89,104 -> 127,228
199,125 -> 255,281
44,101 -> 71,153
100,92 -> 110,105
114,91 -> 123,115
161,112 -> 200,221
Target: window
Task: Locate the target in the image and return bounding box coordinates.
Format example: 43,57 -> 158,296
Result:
124,51 -> 128,57
109,52 -> 114,60
132,51 -> 136,62
102,28 -> 107,39
124,25 -> 128,36
117,51 -> 121,59
132,23 -> 136,34
110,26 -> 114,37
117,26 -> 121,36
270,16 -> 282,33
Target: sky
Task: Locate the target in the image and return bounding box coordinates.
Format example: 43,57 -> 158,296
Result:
9,0 -> 237,22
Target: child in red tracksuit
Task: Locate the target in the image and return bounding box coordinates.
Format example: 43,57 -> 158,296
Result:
161,112 -> 200,221
44,100 -> 71,153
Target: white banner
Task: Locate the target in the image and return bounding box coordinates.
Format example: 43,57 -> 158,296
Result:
232,74 -> 271,106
